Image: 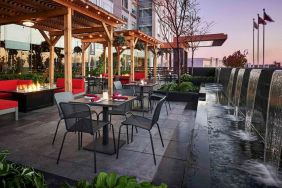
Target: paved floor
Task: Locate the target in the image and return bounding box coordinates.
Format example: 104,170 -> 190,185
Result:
0,101 -> 196,188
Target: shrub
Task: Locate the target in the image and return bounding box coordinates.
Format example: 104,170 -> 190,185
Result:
0,73 -> 45,84
180,73 -> 192,82
159,82 -> 199,92
178,82 -> 194,92
0,150 -> 47,188
63,172 -> 167,188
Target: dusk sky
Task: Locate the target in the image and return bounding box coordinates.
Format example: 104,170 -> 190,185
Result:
196,0 -> 282,64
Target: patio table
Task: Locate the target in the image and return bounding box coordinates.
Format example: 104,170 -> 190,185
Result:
124,82 -> 158,112
72,95 -> 136,155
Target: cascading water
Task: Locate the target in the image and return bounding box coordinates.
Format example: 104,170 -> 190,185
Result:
239,70 -> 282,187
264,70 -> 282,171
226,68 -> 236,104
233,69 -> 262,141
223,69 -> 245,121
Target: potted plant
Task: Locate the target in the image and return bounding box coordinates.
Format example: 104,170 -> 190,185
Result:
113,35 -> 126,47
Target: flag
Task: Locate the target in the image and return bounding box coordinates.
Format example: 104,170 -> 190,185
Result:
263,9 -> 274,22
258,15 -> 266,25
253,19 -> 258,29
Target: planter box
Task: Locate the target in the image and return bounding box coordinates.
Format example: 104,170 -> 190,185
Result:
153,90 -> 201,110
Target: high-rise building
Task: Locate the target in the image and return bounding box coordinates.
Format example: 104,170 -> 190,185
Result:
114,0 -> 138,30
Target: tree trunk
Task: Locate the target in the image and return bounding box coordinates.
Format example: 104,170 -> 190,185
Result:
191,49 -> 194,76
176,36 -> 181,83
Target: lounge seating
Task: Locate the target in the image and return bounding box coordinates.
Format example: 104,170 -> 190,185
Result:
100,72 -> 145,85
55,78 -> 85,97
0,99 -> 18,120
0,80 -> 33,99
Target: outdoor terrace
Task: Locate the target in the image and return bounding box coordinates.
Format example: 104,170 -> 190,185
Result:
0,100 -> 197,188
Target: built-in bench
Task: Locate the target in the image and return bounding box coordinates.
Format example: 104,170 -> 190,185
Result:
0,99 -> 18,120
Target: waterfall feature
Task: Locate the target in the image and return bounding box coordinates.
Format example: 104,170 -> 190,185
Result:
234,69 -> 245,107
245,69 -> 262,133
226,68 -> 236,105
264,70 -> 282,172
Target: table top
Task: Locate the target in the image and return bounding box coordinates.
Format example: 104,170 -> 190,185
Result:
124,82 -> 158,87
0,86 -> 58,94
72,95 -> 136,108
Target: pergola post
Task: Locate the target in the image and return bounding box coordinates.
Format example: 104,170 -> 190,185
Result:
153,46 -> 157,82
39,30 -> 61,86
130,39 -> 135,81
49,45 -> 55,85
81,42 -> 90,78
107,27 -> 114,96
144,43 -> 148,79
64,7 -> 72,92
103,44 -> 107,73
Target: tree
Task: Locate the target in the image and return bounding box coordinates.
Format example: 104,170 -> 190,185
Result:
222,50 -> 247,68
153,0 -> 196,82
185,0 -> 212,75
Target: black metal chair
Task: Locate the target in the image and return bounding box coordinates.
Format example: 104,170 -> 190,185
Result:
148,91 -> 171,115
57,102 -> 115,173
116,97 -> 166,165
53,92 -> 74,145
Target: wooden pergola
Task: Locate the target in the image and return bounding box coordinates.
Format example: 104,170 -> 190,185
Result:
0,0 -> 124,95
77,29 -> 161,81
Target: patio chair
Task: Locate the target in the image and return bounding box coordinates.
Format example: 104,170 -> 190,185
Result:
57,102 -> 115,173
148,91 -> 171,115
52,92 -> 74,145
116,96 -> 166,165
110,84 -> 138,143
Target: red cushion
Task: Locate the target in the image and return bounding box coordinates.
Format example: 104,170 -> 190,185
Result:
0,99 -> 18,110
119,76 -> 130,85
72,79 -> 84,90
17,80 -> 33,86
134,72 -> 145,81
56,78 -> 65,88
0,93 -> 13,99
72,89 -> 84,94
0,80 -> 18,91
55,88 -> 65,93
102,73 -> 108,78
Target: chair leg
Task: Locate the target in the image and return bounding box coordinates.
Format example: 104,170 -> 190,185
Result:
126,125 -> 129,144
78,132 -> 80,150
131,125 -> 134,143
52,119 -> 62,145
156,123 -> 164,147
165,102 -> 169,116
80,133 -> 83,148
135,126 -> 138,133
92,135 -> 97,173
116,125 -> 123,159
111,124 -> 116,153
167,101 -> 171,110
149,131 -> 156,165
56,132 -> 68,164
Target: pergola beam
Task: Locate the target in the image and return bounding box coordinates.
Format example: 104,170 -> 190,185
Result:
0,8 -> 68,25
50,27 -> 106,36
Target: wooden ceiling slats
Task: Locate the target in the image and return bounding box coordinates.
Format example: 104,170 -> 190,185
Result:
0,0 -> 124,34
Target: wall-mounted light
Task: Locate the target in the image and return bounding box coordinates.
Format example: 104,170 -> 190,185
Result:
22,21 -> 34,27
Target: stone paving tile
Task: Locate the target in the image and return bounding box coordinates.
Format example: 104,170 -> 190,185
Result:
0,101 -> 196,186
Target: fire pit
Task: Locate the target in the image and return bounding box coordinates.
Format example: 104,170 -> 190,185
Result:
10,83 -> 57,112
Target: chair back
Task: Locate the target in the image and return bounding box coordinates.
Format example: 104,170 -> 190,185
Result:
59,102 -> 94,134
114,81 -> 123,90
54,92 -> 74,118
151,96 -> 166,128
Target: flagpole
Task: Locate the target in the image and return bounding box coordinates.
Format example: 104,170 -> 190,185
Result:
262,22 -> 265,67
253,19 -> 255,66
257,14 -> 260,67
